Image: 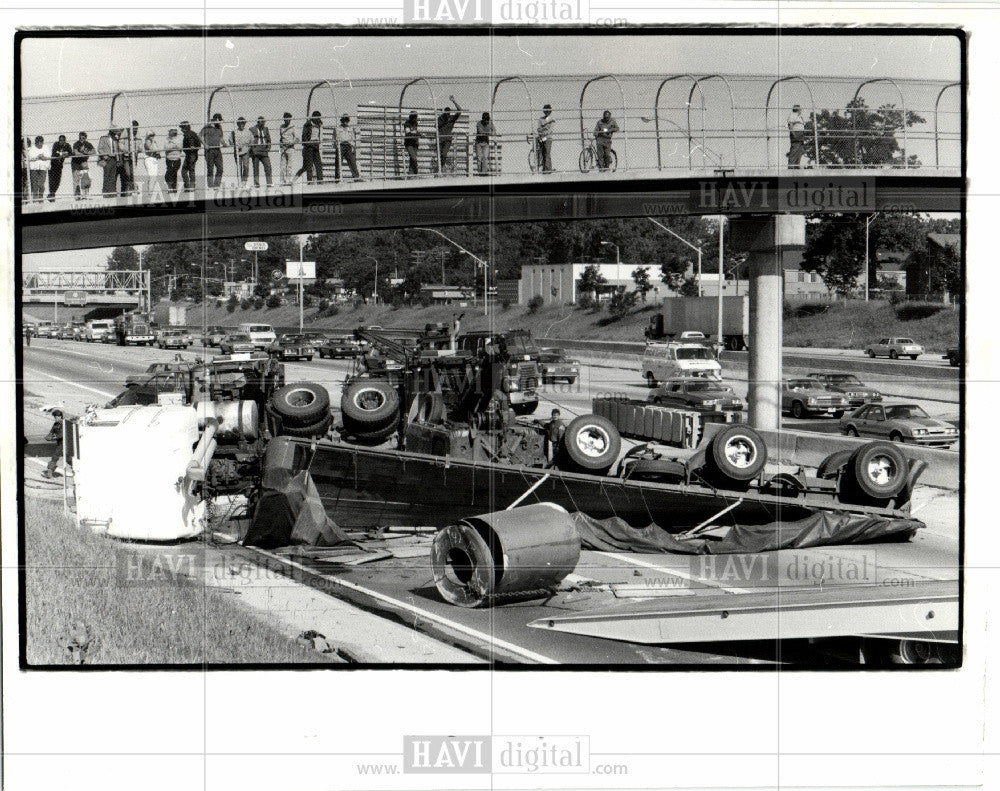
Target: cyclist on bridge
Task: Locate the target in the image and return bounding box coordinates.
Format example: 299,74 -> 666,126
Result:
593,110 -> 619,171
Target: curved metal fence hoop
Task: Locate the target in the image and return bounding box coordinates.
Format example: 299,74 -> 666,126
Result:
580,75 -> 628,171
934,82 -> 960,169
654,75 -> 702,169
307,80 -> 342,176
110,91 -> 138,176
399,78 -> 440,177
491,76 -> 534,143
851,78 -> 908,169
764,76 -> 819,168
207,86 -> 239,172
686,75 -> 737,169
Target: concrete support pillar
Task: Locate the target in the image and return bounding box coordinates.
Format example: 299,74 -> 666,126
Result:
729,214 -> 806,430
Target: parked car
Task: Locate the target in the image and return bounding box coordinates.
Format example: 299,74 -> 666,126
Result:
944,347 -> 961,367
805,372 -> 882,408
267,333 -> 316,361
538,348 -> 580,384
219,333 -> 257,355
648,378 -> 744,415
318,335 -> 361,359
781,378 -> 850,419
866,337 -> 924,360
203,326 -> 228,347
839,402 -> 959,448
156,329 -> 192,349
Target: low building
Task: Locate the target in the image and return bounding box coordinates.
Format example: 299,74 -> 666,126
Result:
783,268 -> 830,299
420,284 -> 476,305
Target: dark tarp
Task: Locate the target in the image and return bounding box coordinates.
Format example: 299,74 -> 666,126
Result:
572,511 -> 924,555
243,470 -> 352,549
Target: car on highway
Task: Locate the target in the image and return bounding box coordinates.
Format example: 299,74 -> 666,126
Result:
318,334 -> 361,359
839,402 -> 959,448
781,378 -> 851,419
538,348 -> 580,384
34,321 -> 56,338
267,333 -> 317,361
805,372 -> 882,408
944,347 -> 961,367
642,341 -> 722,386
85,319 -> 116,343
203,326 -> 228,347
866,337 -> 924,360
156,329 -> 192,349
648,378 -> 745,416
238,322 -> 277,349
219,333 -> 257,355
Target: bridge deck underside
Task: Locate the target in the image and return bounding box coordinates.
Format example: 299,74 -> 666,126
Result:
20,169 -> 963,253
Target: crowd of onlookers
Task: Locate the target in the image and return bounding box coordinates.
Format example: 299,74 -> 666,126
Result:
20,100 -> 625,203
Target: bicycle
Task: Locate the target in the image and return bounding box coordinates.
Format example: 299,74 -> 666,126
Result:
579,138 -> 617,173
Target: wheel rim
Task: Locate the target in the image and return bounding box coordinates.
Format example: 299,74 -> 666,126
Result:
723,435 -> 757,469
897,639 -> 932,664
575,426 -> 610,458
284,388 -> 316,408
354,387 -> 386,412
866,453 -> 898,486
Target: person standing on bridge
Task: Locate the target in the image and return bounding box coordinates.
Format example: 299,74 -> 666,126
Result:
143,132 -> 161,196
296,110 -> 324,183
70,132 -> 95,200
164,128 -> 182,193
250,116 -> 273,188
403,111 -> 420,175
28,136 -> 49,202
436,95 -> 463,174
279,112 -> 298,184
337,114 -> 360,181
474,111 -> 497,175
536,104 -> 555,173
787,104 -> 807,169
233,117 -> 252,185
47,134 -> 73,202
179,121 -> 202,192
98,126 -> 125,197
42,409 -> 64,479
201,113 -> 226,189
593,110 -> 619,172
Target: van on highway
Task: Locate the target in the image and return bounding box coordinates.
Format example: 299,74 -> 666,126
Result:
238,322 -> 277,349
641,341 -> 722,387
85,319 -> 116,343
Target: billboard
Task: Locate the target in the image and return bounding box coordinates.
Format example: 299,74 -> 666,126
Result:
63,290 -> 87,307
285,261 -> 316,283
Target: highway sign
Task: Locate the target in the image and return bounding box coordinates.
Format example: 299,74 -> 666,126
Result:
285,261 -> 316,281
245,241 -> 269,252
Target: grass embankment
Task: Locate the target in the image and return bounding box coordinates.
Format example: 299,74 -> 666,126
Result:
191,297 -> 959,352
24,498 -> 327,665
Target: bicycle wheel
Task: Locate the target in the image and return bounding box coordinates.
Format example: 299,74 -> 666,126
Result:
579,147 -> 595,173
608,149 -> 618,172
527,146 -> 538,173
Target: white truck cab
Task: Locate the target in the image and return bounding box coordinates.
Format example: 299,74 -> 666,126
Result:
641,341 -> 722,387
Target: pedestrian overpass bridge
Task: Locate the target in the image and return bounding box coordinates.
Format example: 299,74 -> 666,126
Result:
20,72 -> 962,253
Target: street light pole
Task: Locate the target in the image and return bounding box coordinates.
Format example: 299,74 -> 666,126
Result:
864,212 -> 880,302
646,217 -> 706,299
718,216 -> 724,347
414,227 -> 490,316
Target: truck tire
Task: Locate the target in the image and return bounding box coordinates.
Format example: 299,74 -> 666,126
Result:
558,414 -> 621,475
816,449 -> 854,479
704,424 -> 767,483
268,383 -> 331,428
406,392 -> 445,424
341,380 -> 400,431
277,413 -> 333,439
625,458 -> 686,483
848,441 -> 908,499
341,424 -> 396,445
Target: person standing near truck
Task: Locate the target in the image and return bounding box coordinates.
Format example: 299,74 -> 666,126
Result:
42,409 -> 64,479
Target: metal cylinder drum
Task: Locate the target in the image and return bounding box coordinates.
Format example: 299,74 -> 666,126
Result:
194,400 -> 259,441
431,502 -> 581,608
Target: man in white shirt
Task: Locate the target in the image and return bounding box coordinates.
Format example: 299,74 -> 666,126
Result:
787,104 -> 807,168
536,104 -> 555,173
27,136 -> 48,202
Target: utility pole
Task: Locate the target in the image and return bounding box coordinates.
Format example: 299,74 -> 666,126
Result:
137,247 -> 143,313
864,212 -> 880,301
646,218 -> 703,298
415,227 -> 491,316
718,216 -> 724,347
298,239 -> 305,333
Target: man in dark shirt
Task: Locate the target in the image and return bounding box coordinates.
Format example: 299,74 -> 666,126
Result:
70,132 -> 95,199
544,408 -> 565,464
43,409 -> 64,478
436,94 -> 462,173
593,110 -> 619,171
250,116 -> 273,188
200,113 -> 226,188
296,111 -> 323,183
178,121 -> 201,191
47,135 -> 73,201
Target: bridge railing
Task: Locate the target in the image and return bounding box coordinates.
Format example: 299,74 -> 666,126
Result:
19,74 -> 961,208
